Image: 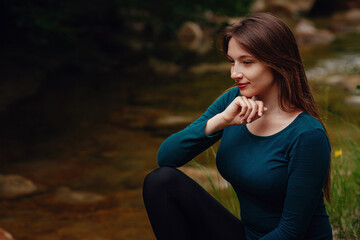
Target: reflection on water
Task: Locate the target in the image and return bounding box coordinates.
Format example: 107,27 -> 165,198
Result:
307,54 -> 360,79
0,31 -> 360,239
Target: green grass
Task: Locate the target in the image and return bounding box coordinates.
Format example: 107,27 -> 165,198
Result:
326,118 -> 360,239
191,148 -> 240,218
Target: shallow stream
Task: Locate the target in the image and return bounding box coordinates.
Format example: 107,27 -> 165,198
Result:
0,31 -> 359,239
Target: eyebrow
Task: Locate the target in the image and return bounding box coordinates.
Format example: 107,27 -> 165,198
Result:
226,54 -> 254,60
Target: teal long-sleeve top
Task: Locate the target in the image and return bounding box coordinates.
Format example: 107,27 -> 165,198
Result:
157,87 -> 332,240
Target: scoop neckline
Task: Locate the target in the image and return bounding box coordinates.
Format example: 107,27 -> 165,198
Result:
244,112 -> 306,139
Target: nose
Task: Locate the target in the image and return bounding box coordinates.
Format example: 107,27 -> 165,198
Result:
231,67 -> 244,81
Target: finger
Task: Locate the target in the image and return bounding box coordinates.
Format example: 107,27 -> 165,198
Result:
237,97 -> 248,119
256,101 -> 264,117
240,96 -> 251,120
247,99 -> 258,123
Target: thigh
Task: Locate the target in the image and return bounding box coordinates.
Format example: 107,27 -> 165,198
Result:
143,167 -> 246,240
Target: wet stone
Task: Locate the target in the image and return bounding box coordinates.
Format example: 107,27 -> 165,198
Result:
294,19 -> 335,45
0,174 -> 38,199
0,229 -> 15,240
155,115 -> 195,127
53,187 -> 105,204
251,0 -> 315,17
177,22 -> 203,49
345,95 -> 360,105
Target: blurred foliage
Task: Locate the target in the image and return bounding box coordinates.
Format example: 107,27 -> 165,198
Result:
1,0 -> 252,48
1,0 -> 122,44
0,0 -> 251,82
120,0 -> 252,34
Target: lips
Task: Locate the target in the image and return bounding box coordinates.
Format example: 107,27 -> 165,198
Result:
237,83 -> 250,89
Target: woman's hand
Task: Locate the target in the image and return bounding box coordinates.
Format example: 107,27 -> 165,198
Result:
221,96 -> 267,126
205,96 -> 267,136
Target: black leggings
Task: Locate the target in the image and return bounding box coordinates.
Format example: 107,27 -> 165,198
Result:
143,166 -> 246,240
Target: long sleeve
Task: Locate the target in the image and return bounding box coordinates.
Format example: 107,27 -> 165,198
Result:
157,87 -> 239,167
260,129 -> 331,240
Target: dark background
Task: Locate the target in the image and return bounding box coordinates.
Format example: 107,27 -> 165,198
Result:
1,0 -> 359,239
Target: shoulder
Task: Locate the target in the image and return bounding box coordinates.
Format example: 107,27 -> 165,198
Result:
294,112 -> 326,134
226,86 -> 241,96
213,87 -> 240,107
198,87 -> 240,119
297,112 -> 325,130
290,112 -> 330,150
220,86 -> 240,100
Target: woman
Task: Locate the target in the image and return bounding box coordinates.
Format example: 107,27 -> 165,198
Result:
143,13 -> 332,240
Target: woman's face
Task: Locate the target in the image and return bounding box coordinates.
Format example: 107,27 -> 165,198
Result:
227,37 -> 276,99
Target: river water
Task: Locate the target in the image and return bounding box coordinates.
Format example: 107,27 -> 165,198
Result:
0,31 -> 359,239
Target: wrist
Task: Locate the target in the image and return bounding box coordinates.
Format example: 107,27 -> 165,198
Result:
205,113 -> 229,136
218,112 -> 232,127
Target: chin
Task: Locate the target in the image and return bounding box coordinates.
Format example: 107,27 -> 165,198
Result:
239,90 -> 255,98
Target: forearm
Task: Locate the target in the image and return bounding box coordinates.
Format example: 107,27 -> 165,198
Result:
205,113 -> 229,136
157,120 -> 222,167
157,87 -> 240,167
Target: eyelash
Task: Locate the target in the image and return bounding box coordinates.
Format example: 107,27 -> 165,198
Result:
228,60 -> 253,64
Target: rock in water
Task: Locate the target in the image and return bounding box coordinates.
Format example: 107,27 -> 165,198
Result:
177,22 -> 203,43
177,22 -> 204,50
251,0 -> 316,16
0,228 -> 15,240
345,95 -> 360,105
294,19 -> 335,45
0,174 -> 37,199
53,187 -> 105,204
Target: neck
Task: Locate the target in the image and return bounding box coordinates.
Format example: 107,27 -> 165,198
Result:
253,83 -> 282,115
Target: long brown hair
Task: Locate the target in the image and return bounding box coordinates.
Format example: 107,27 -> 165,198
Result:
219,12 -> 331,202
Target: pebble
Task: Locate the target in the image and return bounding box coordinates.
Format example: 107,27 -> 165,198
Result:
0,228 -> 15,240
0,174 -> 37,199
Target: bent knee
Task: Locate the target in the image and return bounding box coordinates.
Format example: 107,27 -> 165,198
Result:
143,166 -> 182,192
